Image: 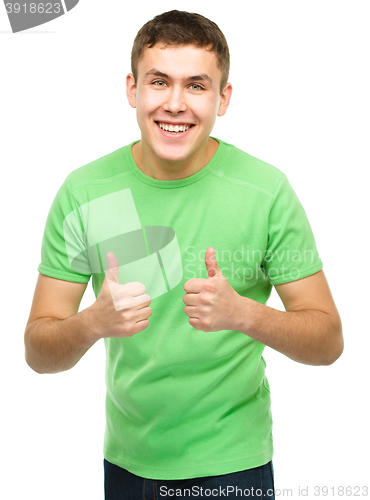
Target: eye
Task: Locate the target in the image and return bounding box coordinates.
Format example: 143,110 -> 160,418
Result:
153,80 -> 167,87
189,84 -> 203,91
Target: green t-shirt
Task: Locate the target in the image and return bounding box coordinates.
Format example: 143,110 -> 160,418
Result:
38,137 -> 323,480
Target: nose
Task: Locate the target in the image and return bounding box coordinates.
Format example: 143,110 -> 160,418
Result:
163,86 -> 187,114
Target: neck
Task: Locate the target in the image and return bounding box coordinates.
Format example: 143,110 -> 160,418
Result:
132,137 -> 219,181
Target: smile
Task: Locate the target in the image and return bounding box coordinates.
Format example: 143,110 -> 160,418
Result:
155,122 -> 195,136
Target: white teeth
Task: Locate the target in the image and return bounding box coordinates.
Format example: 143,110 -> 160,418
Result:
158,123 -> 191,133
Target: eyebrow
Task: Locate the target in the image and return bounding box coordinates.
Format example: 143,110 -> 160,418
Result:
143,68 -> 213,86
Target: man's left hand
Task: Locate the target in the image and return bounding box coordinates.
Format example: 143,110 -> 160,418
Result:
183,247 -> 242,332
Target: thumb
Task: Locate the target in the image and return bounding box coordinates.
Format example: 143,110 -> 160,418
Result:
105,252 -> 120,284
205,247 -> 221,278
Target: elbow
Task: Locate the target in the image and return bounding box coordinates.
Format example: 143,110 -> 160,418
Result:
324,339 -> 344,365
322,320 -> 344,366
322,346 -> 344,366
24,350 -> 46,374
24,327 -> 46,374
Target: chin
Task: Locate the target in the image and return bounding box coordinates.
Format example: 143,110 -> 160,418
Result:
154,146 -> 193,163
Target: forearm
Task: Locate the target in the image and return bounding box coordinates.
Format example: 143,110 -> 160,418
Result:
24,309 -> 98,374
235,297 -> 343,366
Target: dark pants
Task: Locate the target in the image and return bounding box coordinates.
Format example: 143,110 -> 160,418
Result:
104,458 -> 275,499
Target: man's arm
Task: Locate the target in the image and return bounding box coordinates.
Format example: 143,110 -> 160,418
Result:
24,274 -> 95,374
184,249 -> 343,366
24,253 -> 152,374
235,270 -> 343,366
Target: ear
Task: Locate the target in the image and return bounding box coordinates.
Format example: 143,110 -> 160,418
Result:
217,82 -> 232,117
126,73 -> 137,109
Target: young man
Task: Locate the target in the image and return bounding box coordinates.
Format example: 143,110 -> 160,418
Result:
24,10 -> 343,500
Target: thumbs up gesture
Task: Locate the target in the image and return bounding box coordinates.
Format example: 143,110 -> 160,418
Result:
183,247 -> 242,332
86,252 -> 152,339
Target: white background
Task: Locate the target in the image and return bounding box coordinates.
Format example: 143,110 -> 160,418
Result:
1,1 -> 369,499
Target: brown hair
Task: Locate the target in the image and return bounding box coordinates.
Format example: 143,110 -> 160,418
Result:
131,10 -> 230,95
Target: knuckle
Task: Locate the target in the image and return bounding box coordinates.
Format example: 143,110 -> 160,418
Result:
124,282 -> 137,292
201,295 -> 213,306
124,323 -> 134,336
135,281 -> 146,293
143,293 -> 151,304
204,282 -> 216,293
121,309 -> 134,321
202,318 -> 213,331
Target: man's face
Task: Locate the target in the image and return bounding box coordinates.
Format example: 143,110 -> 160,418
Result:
127,43 -> 231,165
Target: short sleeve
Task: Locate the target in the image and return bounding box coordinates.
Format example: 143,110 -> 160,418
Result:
38,176 -> 91,283
262,174 -> 323,285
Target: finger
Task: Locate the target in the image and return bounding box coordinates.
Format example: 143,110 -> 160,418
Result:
126,281 -> 147,297
136,306 -> 153,321
110,281 -> 146,298
132,293 -> 151,308
205,247 -> 221,278
113,293 -> 151,312
183,278 -> 206,293
188,317 -> 201,330
105,252 -> 120,283
110,285 -> 150,311
184,305 -> 198,318
183,293 -> 198,306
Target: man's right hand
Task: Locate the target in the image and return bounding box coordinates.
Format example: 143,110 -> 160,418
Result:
86,252 -> 152,339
